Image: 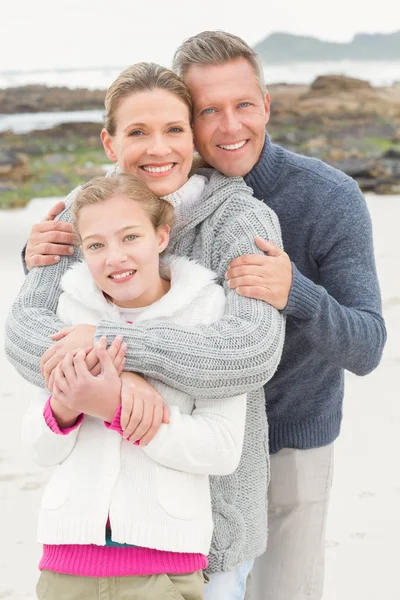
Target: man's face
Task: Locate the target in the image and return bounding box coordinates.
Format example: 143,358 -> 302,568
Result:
186,58 -> 270,177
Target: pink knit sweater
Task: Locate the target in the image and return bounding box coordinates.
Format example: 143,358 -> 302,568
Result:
41,399 -> 207,577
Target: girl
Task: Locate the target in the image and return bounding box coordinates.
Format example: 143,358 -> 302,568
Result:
8,63 -> 285,600
23,173 -> 247,600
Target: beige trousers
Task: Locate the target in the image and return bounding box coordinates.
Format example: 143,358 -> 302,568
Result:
36,569 -> 206,600
246,444 -> 334,600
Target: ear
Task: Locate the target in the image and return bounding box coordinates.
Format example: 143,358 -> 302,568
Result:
263,90 -> 271,126
101,128 -> 118,163
157,224 -> 170,254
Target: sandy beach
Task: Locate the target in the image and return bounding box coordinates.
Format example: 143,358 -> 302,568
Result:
0,195 -> 399,599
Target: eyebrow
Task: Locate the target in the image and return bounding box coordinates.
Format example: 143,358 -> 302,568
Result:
123,120 -> 187,132
82,225 -> 141,242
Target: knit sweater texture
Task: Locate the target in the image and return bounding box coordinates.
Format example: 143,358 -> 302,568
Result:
6,171 -> 285,572
245,135 -> 386,453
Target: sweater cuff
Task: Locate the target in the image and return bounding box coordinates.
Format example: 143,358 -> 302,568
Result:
104,407 -> 140,446
282,262 -> 324,320
43,397 -> 84,435
104,406 -> 124,435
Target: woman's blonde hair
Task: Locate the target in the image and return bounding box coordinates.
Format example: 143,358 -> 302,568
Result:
104,62 -> 193,135
72,174 -> 174,240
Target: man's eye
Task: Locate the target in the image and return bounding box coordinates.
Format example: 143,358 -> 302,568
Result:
202,108 -> 215,115
88,243 -> 103,250
124,235 -> 137,242
239,102 -> 251,108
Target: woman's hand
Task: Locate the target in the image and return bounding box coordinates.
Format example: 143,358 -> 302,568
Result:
52,342 -> 123,422
120,372 -> 170,446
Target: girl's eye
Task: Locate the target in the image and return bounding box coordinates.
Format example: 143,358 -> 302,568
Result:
124,234 -> 137,242
202,108 -> 215,115
239,102 -> 251,108
88,243 -> 103,251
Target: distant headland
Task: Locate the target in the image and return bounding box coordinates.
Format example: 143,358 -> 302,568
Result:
254,31 -> 400,63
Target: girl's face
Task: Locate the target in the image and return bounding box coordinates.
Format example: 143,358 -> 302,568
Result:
101,89 -> 194,196
79,195 -> 170,309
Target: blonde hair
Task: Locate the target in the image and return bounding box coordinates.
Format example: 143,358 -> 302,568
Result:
72,174 -> 174,240
173,30 -> 266,95
104,62 -> 193,135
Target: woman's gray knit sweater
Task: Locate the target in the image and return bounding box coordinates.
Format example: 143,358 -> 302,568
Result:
5,169 -> 285,572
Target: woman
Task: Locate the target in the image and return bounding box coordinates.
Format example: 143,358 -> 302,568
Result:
24,173 -> 246,599
6,63 -> 285,600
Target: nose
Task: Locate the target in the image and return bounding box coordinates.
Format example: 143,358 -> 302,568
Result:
106,245 -> 128,268
219,110 -> 242,135
147,134 -> 171,157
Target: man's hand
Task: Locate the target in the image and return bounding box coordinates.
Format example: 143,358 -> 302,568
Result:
52,346 -> 122,422
25,201 -> 76,271
120,372 -> 170,446
226,237 -> 293,310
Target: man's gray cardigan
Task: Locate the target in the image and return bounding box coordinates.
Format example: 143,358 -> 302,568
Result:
5,169 -> 285,572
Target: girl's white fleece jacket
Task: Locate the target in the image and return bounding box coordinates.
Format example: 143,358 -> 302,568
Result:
22,256 -> 246,555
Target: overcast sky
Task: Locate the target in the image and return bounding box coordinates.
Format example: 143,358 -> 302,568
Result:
1,0 -> 398,72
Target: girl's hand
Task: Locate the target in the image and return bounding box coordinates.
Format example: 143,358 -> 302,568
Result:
41,324 -> 96,390
120,372 -> 170,446
52,343 -> 124,421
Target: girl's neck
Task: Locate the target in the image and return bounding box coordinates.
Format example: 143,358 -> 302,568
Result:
112,276 -> 171,310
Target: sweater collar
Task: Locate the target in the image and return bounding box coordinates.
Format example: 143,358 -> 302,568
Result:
244,133 -> 286,201
163,174 -> 207,208
170,168 -> 253,243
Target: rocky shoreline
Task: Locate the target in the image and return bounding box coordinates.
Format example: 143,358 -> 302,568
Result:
1,75 -> 400,207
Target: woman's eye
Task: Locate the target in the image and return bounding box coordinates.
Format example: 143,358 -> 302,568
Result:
129,130 -> 143,136
169,127 -> 183,133
124,234 -> 137,242
88,243 -> 103,251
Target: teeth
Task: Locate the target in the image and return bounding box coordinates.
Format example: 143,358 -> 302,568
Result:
142,164 -> 174,173
110,271 -> 134,280
218,141 -> 247,151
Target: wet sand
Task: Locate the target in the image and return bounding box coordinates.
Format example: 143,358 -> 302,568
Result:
0,196 -> 399,599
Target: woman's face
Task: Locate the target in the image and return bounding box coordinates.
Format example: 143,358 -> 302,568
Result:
79,194 -> 170,309
101,89 -> 194,196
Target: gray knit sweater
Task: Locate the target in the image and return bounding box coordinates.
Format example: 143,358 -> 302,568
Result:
5,170 -> 285,572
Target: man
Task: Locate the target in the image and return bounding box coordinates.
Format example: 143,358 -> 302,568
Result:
12,31 -> 386,600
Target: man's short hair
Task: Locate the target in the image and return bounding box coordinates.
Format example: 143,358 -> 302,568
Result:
172,30 -> 266,95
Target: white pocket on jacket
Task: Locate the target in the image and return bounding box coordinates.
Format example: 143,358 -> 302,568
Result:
156,464 -> 196,521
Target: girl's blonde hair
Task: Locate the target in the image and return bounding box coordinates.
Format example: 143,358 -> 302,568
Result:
72,174 -> 174,240
104,62 -> 193,135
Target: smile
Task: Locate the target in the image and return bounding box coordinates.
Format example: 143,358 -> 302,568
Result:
217,141 -> 248,151
141,163 -> 175,173
109,270 -> 136,281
